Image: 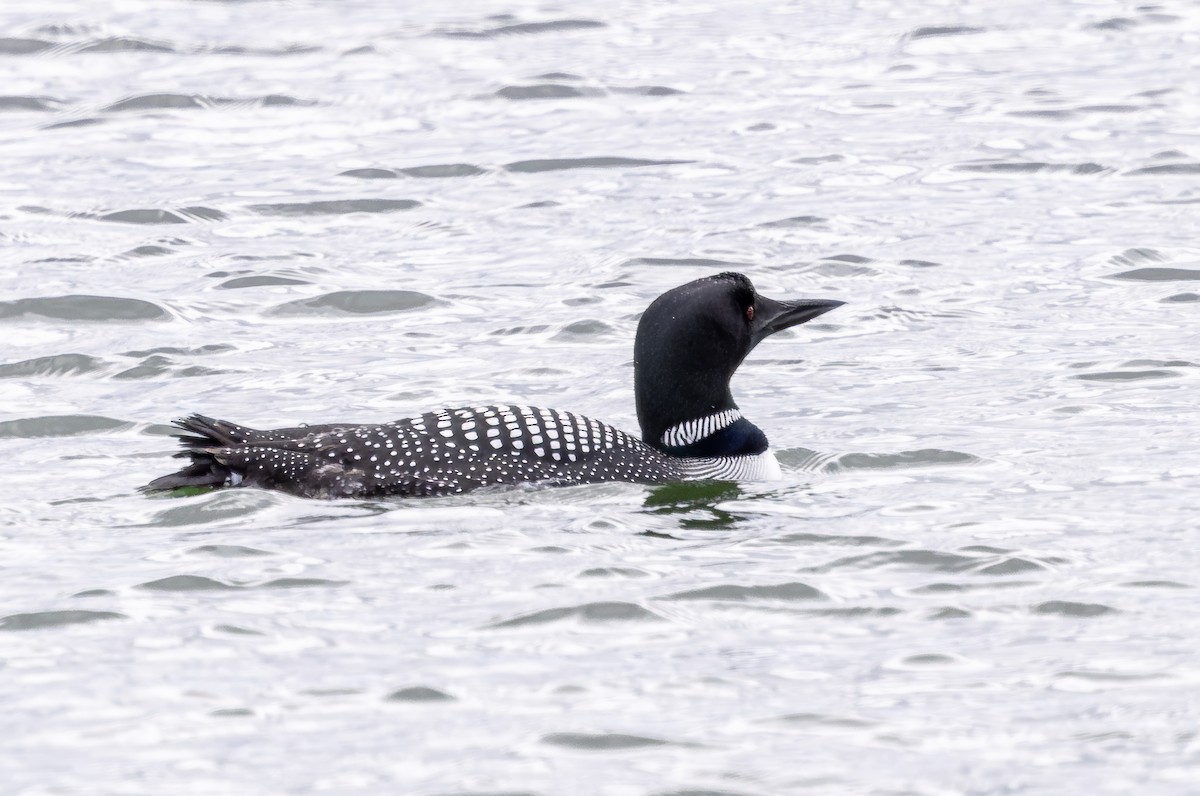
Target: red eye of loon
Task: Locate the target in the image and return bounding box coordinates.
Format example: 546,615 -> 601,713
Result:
746,305 -> 754,321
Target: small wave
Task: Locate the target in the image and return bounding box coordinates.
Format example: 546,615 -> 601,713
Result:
211,625 -> 264,636
907,25 -> 985,39
104,93 -> 203,111
553,319 -> 612,340
204,44 -> 320,57
576,566 -> 651,579
97,208 -> 187,224
1126,163 -> 1200,176
613,85 -> 684,96
384,686 -> 455,703
1007,108 -> 1077,120
804,549 -> 979,574
79,36 -> 175,53
0,37 -> 53,54
1073,369 -> 1178,382
113,359 -> 224,379
398,163 -> 486,178
0,295 -> 170,321
260,578 -> 348,589
136,574 -> 345,591
1032,600 -> 1117,617
91,206 -> 225,224
44,118 -> 102,130
249,198 -> 421,216
772,712 -> 877,729
1078,104 -> 1142,114
909,581 -> 1032,594
889,652 -> 979,670
189,544 -> 273,558
504,156 -> 692,173
339,168 -> 399,180
103,93 -> 316,112
763,531 -> 904,548
659,582 -> 827,602
121,245 -> 175,258
954,160 -> 1111,175
823,449 -> 980,472
623,257 -> 747,268
540,732 -> 670,750
121,344 -> 233,358
759,215 -> 826,228
137,575 -> 239,592
0,414 -> 131,438
217,275 -> 310,289
270,289 -> 438,316
1109,247 -> 1165,266
496,83 -> 600,100
976,556 -> 1052,575
437,19 -> 606,39
1109,267 -> 1200,281
0,95 -> 64,111
0,353 -> 106,378
1090,17 -> 1139,31
144,491 -> 282,526
0,610 -> 125,631
487,601 -> 664,628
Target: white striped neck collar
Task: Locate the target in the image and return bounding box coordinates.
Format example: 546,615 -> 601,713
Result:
660,408 -> 743,449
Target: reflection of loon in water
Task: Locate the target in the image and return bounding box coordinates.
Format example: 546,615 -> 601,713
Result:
144,272 -> 843,499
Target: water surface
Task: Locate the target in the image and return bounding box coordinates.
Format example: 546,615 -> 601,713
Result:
3,0 -> 1200,793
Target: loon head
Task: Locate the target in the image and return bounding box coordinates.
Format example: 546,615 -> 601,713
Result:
633,272 -> 843,458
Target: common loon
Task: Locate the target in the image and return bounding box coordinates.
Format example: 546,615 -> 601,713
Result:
145,272 -> 842,499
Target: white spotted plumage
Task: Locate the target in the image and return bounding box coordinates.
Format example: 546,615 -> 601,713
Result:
203,406 -> 681,498
186,404 -> 782,499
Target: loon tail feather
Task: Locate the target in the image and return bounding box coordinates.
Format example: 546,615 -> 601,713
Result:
175,414 -> 256,447
143,414 -> 256,492
142,460 -> 230,491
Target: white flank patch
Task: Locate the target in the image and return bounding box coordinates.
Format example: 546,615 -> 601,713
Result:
679,450 -> 782,482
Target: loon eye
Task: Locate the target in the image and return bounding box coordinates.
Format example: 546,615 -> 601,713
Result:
745,305 -> 754,322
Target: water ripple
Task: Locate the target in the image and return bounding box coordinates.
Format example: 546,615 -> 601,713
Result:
540,732 -> 671,750
270,289 -> 439,316
504,157 -> 693,173
488,601 -> 665,628
0,610 -> 125,631
658,582 -> 827,602
437,19 -> 606,39
249,199 -> 421,216
0,415 -> 130,438
384,686 -> 455,702
1032,600 -> 1118,617
0,295 -> 169,321
0,353 -> 106,378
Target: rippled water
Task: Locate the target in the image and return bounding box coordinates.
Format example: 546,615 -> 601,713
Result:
4,0 -> 1200,793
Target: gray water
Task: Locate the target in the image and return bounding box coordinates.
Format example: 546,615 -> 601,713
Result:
3,0 -> 1200,793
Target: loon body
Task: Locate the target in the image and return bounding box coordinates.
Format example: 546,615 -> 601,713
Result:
145,273 -> 842,499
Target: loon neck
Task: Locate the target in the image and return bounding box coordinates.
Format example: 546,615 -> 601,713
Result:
651,410 -> 770,459
634,348 -> 745,456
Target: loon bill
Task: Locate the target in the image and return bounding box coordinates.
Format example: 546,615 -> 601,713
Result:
145,272 -> 842,499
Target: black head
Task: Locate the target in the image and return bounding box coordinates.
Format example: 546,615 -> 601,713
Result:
633,272 -> 843,455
